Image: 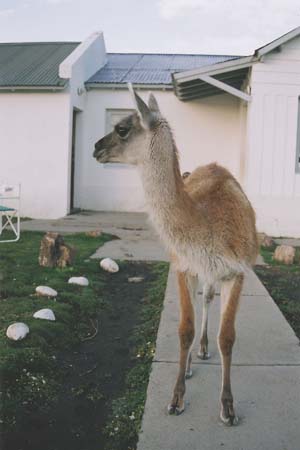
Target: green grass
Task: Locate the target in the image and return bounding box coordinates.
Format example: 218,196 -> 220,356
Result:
259,243 -> 277,265
0,231 -> 113,430
255,244 -> 300,340
0,231 -> 169,450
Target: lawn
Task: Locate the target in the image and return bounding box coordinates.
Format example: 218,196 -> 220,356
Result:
0,231 -> 169,450
255,243 -> 300,340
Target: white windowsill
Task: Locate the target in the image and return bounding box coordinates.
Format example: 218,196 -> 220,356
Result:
102,163 -> 135,170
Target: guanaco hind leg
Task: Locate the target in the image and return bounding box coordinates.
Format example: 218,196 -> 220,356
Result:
218,273 -> 244,426
198,283 -> 215,360
168,271 -> 197,415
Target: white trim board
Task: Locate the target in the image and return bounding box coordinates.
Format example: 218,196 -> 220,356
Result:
197,75 -> 251,102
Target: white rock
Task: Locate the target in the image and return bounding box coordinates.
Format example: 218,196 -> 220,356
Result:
128,276 -> 144,283
100,258 -> 119,273
273,245 -> 295,265
68,276 -> 89,286
33,308 -> 56,321
6,322 -> 29,341
36,286 -> 57,297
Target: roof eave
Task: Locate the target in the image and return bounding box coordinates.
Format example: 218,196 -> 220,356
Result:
85,82 -> 174,90
0,84 -> 68,92
173,56 -> 254,102
255,26 -> 300,58
172,55 -> 256,84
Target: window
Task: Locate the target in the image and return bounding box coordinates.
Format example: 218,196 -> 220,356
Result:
105,109 -> 134,169
106,109 -> 134,133
296,98 -> 300,173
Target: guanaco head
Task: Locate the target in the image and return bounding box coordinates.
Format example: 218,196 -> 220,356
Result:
93,84 -> 161,165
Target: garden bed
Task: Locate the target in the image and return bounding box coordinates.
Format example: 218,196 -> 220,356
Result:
255,244 -> 300,340
0,231 -> 168,450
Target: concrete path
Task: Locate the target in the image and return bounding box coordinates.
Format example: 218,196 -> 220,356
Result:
21,211 -> 150,234
137,268 -> 300,450
21,211 -> 169,261
275,237 -> 300,246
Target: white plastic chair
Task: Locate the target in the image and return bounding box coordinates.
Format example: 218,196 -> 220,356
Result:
0,184 -> 21,243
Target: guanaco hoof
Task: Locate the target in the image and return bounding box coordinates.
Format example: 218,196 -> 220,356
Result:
197,350 -> 211,360
185,369 -> 193,379
167,402 -> 185,415
220,402 -> 239,426
220,412 -> 239,426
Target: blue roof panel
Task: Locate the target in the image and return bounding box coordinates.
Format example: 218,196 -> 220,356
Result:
134,54 -> 175,70
87,53 -> 241,86
92,68 -> 128,83
122,69 -> 171,84
105,53 -> 142,69
168,54 -> 237,70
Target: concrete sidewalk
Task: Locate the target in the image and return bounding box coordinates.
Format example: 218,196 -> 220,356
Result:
137,268 -> 300,450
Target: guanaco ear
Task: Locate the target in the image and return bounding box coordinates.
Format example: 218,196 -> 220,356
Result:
148,93 -> 160,114
128,83 -> 156,129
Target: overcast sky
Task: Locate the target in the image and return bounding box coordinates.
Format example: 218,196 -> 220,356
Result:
0,0 -> 300,55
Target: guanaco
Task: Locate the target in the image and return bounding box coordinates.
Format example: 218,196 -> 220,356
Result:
93,85 -> 258,425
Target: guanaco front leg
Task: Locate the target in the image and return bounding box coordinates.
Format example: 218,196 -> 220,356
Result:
198,283 -> 215,360
218,273 -> 244,426
168,271 -> 197,415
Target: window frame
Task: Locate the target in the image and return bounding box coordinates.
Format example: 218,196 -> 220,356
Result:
295,97 -> 300,174
104,109 -> 135,170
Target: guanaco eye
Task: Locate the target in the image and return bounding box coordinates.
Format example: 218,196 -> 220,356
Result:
116,125 -> 129,138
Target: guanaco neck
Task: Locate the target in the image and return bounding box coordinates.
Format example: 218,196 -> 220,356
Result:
140,120 -> 194,235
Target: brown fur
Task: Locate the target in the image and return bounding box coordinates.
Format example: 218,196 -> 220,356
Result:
180,162 -> 258,265
218,274 -> 244,425
168,272 -> 195,415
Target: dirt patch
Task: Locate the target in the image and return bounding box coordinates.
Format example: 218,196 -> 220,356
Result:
0,233 -> 168,450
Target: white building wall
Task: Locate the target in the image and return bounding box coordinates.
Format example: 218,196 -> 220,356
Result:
59,32 -> 107,213
60,31 -> 107,111
75,88 -> 243,212
245,36 -> 300,237
0,91 -> 71,219
0,32 -> 107,220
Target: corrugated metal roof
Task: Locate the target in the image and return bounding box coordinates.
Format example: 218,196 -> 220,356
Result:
86,53 -> 241,86
0,42 -> 79,88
